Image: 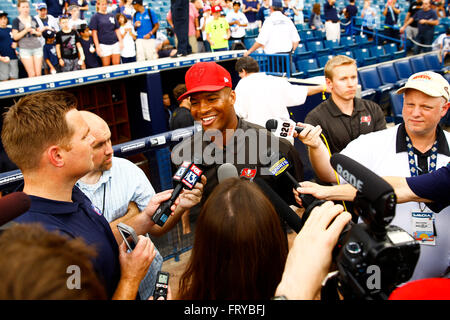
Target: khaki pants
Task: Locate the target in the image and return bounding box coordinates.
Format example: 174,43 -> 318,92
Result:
175,35 -> 199,53
136,38 -> 158,61
325,21 -> 340,41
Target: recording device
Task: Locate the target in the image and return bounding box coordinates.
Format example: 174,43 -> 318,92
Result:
301,154 -> 420,299
153,271 -> 170,300
0,192 -> 31,227
117,223 -> 139,251
152,161 -> 203,227
265,118 -> 304,139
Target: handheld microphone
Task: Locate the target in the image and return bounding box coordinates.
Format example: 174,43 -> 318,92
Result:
330,153 -> 397,230
152,161 -> 203,227
266,150 -> 325,222
0,192 -> 31,227
217,163 -> 239,183
265,118 -> 304,140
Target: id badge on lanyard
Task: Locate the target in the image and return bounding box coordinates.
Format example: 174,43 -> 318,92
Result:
406,136 -> 438,246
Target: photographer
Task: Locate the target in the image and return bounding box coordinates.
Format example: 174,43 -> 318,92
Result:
275,201 -> 351,300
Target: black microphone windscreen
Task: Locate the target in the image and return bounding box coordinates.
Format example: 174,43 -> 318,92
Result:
217,163 -> 239,183
330,154 -> 393,202
0,192 -> 31,227
265,119 -> 278,131
253,177 -> 303,233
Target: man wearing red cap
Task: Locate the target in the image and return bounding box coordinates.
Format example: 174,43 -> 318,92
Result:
172,61 -> 304,211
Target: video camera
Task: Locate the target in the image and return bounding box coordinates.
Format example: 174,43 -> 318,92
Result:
309,154 -> 420,300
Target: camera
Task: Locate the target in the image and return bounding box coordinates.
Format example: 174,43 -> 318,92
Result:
309,154 -> 421,300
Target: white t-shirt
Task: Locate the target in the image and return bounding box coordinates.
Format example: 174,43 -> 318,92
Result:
119,23 -> 136,58
256,10 -> 300,54
234,72 -> 308,144
226,10 -> 248,38
340,125 -> 450,281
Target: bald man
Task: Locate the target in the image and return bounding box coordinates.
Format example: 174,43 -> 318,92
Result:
75,111 -> 203,299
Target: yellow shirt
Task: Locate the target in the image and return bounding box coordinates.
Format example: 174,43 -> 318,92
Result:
205,17 -> 229,50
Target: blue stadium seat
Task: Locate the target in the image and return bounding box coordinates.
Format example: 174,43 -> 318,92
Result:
377,64 -> 407,88
423,53 -> 450,73
295,58 -> 324,78
292,43 -> 313,61
353,48 -> 377,66
383,43 -> 406,60
355,34 -> 371,48
341,50 -> 354,59
409,56 -> 428,73
394,59 -> 413,82
389,91 -> 404,124
324,39 -> 345,54
369,45 -> 390,63
301,30 -> 317,41
313,29 -> 326,40
359,68 -> 395,108
317,54 -> 334,68
243,37 -> 256,50
306,40 -> 331,56
340,36 -> 358,49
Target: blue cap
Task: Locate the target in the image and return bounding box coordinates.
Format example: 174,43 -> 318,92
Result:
37,3 -> 47,10
271,0 -> 282,7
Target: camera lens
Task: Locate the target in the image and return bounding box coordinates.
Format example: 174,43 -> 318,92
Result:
346,242 -> 362,255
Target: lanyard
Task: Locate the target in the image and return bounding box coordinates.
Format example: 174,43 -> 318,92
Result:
406,135 -> 438,177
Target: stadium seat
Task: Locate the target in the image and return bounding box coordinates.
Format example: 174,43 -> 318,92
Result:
301,30 -> 317,41
394,59 -> 414,82
295,58 -> 324,78
324,39 -> 345,54
340,36 -> 358,49
306,40 -> 331,56
377,64 -> 407,88
355,34 -> 371,48
292,43 -> 313,61
317,55 -> 334,68
389,91 -> 404,124
369,45 -> 390,63
353,48 -> 377,66
243,37 -> 256,50
359,68 -> 395,110
383,43 -> 406,60
409,56 -> 428,73
341,50 -> 354,59
423,53 -> 450,73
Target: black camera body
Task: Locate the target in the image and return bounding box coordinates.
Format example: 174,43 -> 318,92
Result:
324,154 -> 421,300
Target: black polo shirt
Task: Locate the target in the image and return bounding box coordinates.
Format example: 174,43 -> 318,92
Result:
170,106 -> 194,131
305,97 -> 387,155
171,117 -> 304,207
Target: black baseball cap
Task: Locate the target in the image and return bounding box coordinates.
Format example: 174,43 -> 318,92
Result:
0,10 -> 8,17
132,0 -> 143,5
43,29 -> 55,39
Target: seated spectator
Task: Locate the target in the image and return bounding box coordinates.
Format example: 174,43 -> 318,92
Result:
78,24 -> 102,69
177,177 -> 288,300
12,0 -> 43,77
42,29 -> 60,74
116,13 -> 136,63
309,3 -> 325,31
56,15 -> 85,71
170,84 -> 194,131
0,224 -> 107,300
89,0 -> 123,66
68,5 -> 87,30
0,11 -> 19,81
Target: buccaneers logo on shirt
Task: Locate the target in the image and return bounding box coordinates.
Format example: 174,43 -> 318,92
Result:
360,115 -> 372,126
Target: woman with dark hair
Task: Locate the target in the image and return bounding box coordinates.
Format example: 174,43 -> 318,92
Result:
177,177 -> 288,300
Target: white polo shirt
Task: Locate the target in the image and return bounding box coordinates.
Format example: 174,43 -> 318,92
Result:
226,10 -> 248,39
255,11 -> 300,54
340,124 -> 450,281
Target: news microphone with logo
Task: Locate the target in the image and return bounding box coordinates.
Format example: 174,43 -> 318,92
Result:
330,153 -> 396,231
267,151 -> 325,222
0,192 -> 31,227
152,161 -> 203,227
265,118 -> 304,139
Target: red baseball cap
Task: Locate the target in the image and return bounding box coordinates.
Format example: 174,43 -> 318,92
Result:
211,5 -> 222,13
178,62 -> 232,101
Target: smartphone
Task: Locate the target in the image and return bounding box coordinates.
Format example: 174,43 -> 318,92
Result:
117,223 -> 139,251
154,271 -> 170,300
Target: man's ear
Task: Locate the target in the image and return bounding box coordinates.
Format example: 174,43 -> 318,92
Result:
47,145 -> 65,168
228,89 -> 236,105
441,101 -> 450,118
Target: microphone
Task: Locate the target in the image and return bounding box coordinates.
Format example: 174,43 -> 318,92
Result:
217,163 -> 239,183
266,150 -> 325,222
152,161 -> 204,227
0,192 -> 31,227
330,153 -> 397,230
265,118 -> 304,140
